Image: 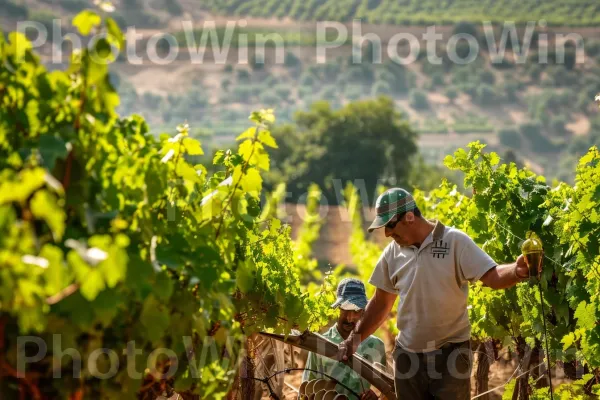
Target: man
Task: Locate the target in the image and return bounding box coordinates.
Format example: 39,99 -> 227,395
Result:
303,278 -> 386,400
337,188 -> 534,399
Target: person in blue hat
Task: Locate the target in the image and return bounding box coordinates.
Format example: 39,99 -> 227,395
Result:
302,278 -> 386,400
337,188 -> 532,400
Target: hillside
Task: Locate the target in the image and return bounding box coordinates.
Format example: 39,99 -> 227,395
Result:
110,39 -> 600,181
197,0 -> 600,26
4,0 -> 600,29
3,0 -> 600,183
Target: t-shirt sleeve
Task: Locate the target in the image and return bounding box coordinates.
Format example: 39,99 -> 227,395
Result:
368,246 -> 399,294
457,231 -> 497,283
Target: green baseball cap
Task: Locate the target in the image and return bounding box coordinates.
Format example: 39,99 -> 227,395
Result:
368,188 -> 416,232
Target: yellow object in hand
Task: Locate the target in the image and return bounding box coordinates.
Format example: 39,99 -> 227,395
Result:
521,232 -> 543,279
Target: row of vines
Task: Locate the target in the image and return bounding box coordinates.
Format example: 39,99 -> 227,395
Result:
0,10 -> 335,399
198,0 -> 600,26
343,143 -> 600,398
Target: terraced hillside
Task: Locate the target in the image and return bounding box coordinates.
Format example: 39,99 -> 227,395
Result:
198,0 -> 600,26
3,0 -> 600,28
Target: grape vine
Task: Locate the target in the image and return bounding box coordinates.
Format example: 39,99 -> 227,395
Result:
421,142 -> 600,397
294,183 -> 324,281
0,11 -> 332,399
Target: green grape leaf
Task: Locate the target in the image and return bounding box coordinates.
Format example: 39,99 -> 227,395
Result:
176,161 -> 203,183
249,109 -> 275,125
7,32 -> 32,60
258,131 -> 278,148
236,260 -> 255,294
40,245 -> 67,296
241,168 -> 262,194
39,135 -> 68,170
53,292 -> 95,329
579,150 -> 596,166
574,301 -> 596,330
99,247 -> 127,289
154,271 -> 174,301
236,127 -> 257,141
213,150 -> 226,165
91,289 -> 122,325
105,17 -> 124,51
125,256 -> 153,299
72,11 -> 101,36
145,164 -> 166,205
30,190 -> 66,240
183,137 -> 204,155
80,269 -> 105,301
140,295 -> 170,343
562,332 -> 576,351
0,168 -> 45,204
87,58 -> 108,87
593,184 -> 600,202
489,152 -> 500,166
174,368 -> 194,392
256,150 -> 270,171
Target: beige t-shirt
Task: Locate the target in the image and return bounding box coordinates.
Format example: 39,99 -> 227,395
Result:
369,221 -> 496,353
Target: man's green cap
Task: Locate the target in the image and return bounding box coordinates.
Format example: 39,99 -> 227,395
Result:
368,188 -> 416,232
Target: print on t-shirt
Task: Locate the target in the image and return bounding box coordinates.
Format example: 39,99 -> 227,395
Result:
431,240 -> 450,259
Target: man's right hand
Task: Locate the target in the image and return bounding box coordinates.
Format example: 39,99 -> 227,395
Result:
337,332 -> 361,362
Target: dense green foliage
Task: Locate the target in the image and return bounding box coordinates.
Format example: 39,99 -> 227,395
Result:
0,12 -> 333,398
196,0 -> 600,26
267,97 -> 418,203
415,143 -> 600,397
342,142 -> 600,397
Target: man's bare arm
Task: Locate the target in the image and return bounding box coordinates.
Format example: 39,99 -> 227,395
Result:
355,288 -> 397,341
480,255 -> 529,289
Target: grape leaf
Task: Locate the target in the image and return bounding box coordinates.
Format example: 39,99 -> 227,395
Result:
72,11 -> 101,36
183,137 -> 204,155
258,131 -> 278,148
241,167 -> 262,194
140,295 -> 171,343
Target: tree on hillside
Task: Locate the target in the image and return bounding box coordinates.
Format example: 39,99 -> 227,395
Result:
445,86 -> 459,104
453,21 -> 480,42
267,97 -> 418,204
410,90 -> 430,109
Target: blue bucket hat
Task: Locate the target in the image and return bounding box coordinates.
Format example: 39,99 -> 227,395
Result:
331,278 -> 368,311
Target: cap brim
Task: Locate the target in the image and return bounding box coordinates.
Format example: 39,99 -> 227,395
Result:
339,302 -> 362,311
332,297 -> 368,310
331,298 -> 344,308
367,212 -> 395,233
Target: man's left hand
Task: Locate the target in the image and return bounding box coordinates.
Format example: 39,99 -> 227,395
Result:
360,389 -> 378,400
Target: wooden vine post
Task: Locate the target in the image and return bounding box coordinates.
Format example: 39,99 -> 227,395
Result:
240,335 -> 257,400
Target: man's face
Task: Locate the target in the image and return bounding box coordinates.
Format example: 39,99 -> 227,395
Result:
337,309 -> 364,336
384,212 -> 415,246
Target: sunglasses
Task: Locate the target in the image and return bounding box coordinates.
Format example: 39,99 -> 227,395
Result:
385,215 -> 401,229
385,211 -> 413,229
